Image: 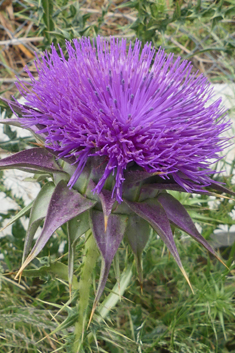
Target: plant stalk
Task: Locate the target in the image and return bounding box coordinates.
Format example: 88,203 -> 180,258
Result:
73,230 -> 99,353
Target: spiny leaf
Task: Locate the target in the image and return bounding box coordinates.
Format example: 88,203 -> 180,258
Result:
124,198 -> 193,292
15,180 -> 96,278
22,261 -> 79,290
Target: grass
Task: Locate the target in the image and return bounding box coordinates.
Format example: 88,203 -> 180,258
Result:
0,0 -> 235,352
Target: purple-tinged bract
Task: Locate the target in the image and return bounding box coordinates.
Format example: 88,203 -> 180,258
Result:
16,36 -> 230,202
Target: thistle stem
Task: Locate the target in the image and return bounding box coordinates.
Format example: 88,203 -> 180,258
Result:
73,230 -> 99,353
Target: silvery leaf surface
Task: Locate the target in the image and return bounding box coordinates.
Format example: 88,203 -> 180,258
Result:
22,182 -> 55,262
16,180 -> 96,276
90,210 -> 128,305
0,148 -> 65,173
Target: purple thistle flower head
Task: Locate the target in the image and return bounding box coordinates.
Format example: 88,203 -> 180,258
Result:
16,36 -> 230,202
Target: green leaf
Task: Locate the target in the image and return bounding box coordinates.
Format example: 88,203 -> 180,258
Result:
23,261 -> 79,289
67,211 -> 90,288
117,0 -> 138,9
3,125 -> 17,140
12,219 -> 26,239
0,201 -> 33,233
42,0 -> 55,42
22,182 -> 55,262
96,264 -> 133,322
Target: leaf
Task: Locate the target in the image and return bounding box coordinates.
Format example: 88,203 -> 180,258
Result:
124,215 -> 150,287
90,210 -> 128,309
3,125 -> 17,140
67,211 -> 90,288
157,193 -> 226,266
23,261 -> 79,290
96,264 -> 133,322
117,0 -> 138,9
42,0 -> 55,41
22,182 -> 55,262
15,180 -> 96,277
0,201 -> 33,233
124,198 -> 193,292
0,148 -> 65,174
0,119 -> 23,127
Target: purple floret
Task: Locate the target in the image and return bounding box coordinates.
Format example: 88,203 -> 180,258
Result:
16,36 -> 230,202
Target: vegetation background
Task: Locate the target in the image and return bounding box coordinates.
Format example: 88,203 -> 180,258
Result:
0,0 -> 235,352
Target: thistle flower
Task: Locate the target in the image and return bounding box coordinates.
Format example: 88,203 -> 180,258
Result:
13,36 -> 230,202
0,37 -> 233,330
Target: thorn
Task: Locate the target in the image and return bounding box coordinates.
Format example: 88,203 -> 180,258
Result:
87,303 -> 97,329
136,256 -> 143,295
180,266 -> 194,294
28,141 -> 44,147
104,215 -> 109,232
18,272 -> 22,284
14,252 -> 35,280
215,254 -> 230,271
140,282 -> 143,295
153,171 -> 165,175
210,192 -> 234,200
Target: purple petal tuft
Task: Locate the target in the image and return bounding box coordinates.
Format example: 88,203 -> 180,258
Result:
15,37 -> 231,201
